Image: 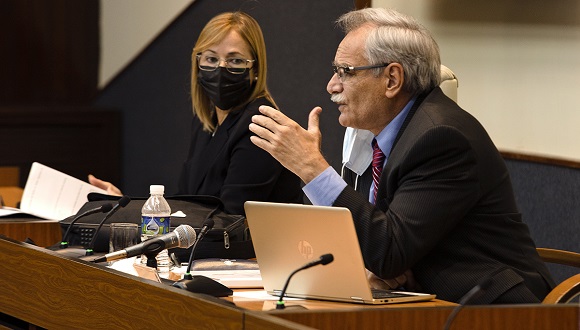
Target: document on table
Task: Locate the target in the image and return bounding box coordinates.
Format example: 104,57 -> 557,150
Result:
0,162 -> 106,221
107,258 -> 263,289
171,266 -> 263,289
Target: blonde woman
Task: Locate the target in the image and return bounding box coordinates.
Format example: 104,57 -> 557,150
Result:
91,12 -> 303,215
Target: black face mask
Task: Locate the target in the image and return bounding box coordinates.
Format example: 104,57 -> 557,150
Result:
198,67 -> 253,110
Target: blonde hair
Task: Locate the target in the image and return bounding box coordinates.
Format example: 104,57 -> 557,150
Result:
191,12 -> 277,132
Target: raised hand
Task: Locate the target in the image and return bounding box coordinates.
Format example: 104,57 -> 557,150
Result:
249,105 -> 330,183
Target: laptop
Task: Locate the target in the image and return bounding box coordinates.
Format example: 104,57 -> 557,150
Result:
244,201 -> 436,305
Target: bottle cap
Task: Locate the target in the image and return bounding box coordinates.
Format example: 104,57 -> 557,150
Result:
149,185 -> 165,195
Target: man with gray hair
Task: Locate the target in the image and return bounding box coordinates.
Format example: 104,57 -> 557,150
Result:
249,7 -> 553,303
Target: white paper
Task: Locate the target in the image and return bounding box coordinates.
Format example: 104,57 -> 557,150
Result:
4,162 -> 107,220
171,266 -> 263,288
0,206 -> 29,218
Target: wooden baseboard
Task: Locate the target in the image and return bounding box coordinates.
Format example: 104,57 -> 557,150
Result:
500,151 -> 580,169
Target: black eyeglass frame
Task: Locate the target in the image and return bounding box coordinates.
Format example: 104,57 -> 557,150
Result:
196,53 -> 255,74
332,63 -> 391,80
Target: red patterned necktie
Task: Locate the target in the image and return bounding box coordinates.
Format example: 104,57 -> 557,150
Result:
372,139 -> 386,204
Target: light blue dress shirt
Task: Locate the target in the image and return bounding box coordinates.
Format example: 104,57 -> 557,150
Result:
303,96 -> 417,206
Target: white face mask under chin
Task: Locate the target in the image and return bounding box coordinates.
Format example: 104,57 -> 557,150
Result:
341,127 -> 374,178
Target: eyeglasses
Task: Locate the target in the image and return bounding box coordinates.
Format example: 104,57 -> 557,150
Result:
332,63 -> 390,82
196,53 -> 255,74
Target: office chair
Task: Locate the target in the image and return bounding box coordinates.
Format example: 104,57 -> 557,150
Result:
537,247 -> 580,304
439,64 -> 458,102
0,166 -> 20,186
0,166 -> 23,208
0,187 -> 24,208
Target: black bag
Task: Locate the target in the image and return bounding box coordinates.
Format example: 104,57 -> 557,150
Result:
58,193 -> 255,261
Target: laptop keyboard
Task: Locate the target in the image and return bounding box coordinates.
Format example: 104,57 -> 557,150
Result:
371,289 -> 409,299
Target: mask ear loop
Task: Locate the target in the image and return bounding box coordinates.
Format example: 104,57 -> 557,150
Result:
340,163 -> 360,191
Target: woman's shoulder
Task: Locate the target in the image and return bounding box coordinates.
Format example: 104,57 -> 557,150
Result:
244,97 -> 275,114
223,98 -> 270,136
230,97 -> 274,122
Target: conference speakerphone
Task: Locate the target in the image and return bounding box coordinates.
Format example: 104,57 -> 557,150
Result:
60,223 -> 108,251
77,226 -> 97,247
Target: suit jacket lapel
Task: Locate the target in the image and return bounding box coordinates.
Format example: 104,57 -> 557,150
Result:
390,90 -> 430,156
375,89 -> 432,209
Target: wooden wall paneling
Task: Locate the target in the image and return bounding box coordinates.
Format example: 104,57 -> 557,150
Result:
0,0 -> 99,105
262,304 -> 579,330
0,220 -> 61,247
0,107 -> 121,187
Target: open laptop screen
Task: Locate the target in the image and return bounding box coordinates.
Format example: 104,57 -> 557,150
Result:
244,201 -> 435,305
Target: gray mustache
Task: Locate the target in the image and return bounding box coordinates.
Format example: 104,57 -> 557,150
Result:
330,93 -> 346,103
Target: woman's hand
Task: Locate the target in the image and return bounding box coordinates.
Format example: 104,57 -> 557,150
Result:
88,174 -> 123,196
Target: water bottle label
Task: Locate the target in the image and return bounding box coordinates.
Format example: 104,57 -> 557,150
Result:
141,216 -> 170,235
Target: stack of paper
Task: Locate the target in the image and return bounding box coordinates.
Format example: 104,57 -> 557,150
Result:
0,162 -> 106,221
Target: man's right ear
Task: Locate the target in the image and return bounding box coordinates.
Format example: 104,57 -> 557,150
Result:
384,63 -> 404,99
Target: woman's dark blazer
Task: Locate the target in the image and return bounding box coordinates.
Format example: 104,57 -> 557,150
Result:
178,98 -> 303,215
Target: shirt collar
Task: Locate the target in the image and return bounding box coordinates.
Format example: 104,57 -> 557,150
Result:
374,95 -> 417,156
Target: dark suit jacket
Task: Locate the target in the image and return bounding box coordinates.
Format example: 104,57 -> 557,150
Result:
178,98 -> 303,215
339,87 -> 555,303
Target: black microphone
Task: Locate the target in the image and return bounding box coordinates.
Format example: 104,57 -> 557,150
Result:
442,276 -> 494,330
276,253 -> 334,309
184,218 -> 215,276
58,203 -> 114,249
85,195 -> 131,255
172,219 -> 233,297
92,224 -> 196,263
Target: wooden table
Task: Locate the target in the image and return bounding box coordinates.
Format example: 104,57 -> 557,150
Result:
0,217 -> 61,247
229,290 -> 578,329
0,236 -> 246,329
227,289 -> 454,311
1,236 -> 578,330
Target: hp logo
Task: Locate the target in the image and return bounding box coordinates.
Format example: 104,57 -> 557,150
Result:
297,240 -> 314,260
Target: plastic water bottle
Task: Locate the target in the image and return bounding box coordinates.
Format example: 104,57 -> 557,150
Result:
141,184 -> 172,275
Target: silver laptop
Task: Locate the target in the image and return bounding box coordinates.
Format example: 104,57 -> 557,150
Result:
244,201 -> 436,305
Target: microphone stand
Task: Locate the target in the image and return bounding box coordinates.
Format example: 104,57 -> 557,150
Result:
58,203 -> 113,249
85,195 -> 131,256
182,220 -> 213,280
442,276 -> 494,330
54,196 -> 131,260
276,253 -> 334,309
172,219 -> 233,297
51,203 -> 115,258
276,267 -> 303,309
144,251 -> 159,269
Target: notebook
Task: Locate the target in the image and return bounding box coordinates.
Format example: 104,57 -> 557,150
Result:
244,201 -> 436,305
